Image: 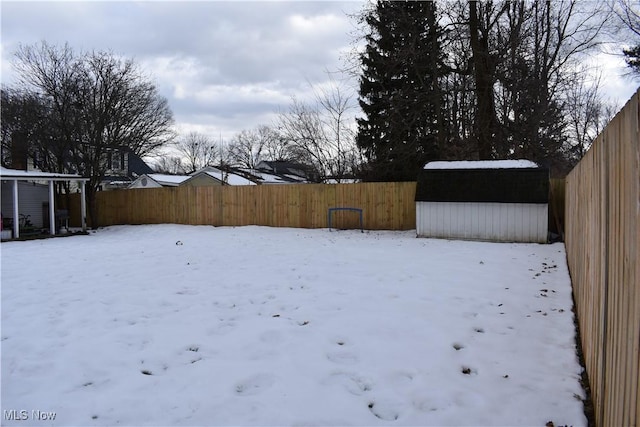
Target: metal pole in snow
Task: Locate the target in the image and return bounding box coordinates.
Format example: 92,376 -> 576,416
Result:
80,181 -> 87,232
12,180 -> 19,238
49,180 -> 56,235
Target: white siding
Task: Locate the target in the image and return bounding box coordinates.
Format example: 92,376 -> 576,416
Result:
128,176 -> 162,189
416,202 -> 548,243
1,181 -> 49,228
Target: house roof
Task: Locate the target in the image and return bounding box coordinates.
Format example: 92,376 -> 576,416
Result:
182,169 -> 257,186
256,160 -> 313,178
128,153 -> 154,176
236,168 -> 302,184
220,172 -> 256,186
0,167 -> 88,181
129,173 -> 190,188
148,174 -> 190,186
180,171 -> 223,186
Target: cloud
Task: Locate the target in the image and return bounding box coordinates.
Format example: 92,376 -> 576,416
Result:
0,0 -> 365,141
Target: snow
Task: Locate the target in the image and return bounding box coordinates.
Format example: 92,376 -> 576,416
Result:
215,172 -> 256,186
281,174 -> 307,182
238,168 -> 298,184
148,174 -> 190,185
424,160 -> 539,169
0,166 -> 85,180
1,225 -> 586,426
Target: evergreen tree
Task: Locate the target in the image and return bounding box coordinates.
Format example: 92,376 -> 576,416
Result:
623,44 -> 640,73
356,0 -> 445,181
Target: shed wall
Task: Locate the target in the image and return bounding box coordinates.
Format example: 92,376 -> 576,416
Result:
1,181 -> 49,228
416,202 -> 548,243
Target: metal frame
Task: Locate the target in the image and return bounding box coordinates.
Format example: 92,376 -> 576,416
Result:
1,168 -> 88,239
328,207 -> 363,233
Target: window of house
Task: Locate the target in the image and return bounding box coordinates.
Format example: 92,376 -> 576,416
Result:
111,151 -> 122,170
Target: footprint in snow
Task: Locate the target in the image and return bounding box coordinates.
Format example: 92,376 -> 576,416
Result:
388,371 -> 414,386
234,373 -> 275,396
324,372 -> 372,395
259,329 -> 284,344
327,352 -> 358,365
461,366 -> 478,375
368,400 -> 400,421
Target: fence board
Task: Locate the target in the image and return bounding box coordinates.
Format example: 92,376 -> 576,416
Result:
566,87 -> 639,427
65,179 -> 561,234
549,178 -> 565,237
66,182 -> 419,231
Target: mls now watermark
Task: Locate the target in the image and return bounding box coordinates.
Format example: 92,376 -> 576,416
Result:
4,409 -> 57,421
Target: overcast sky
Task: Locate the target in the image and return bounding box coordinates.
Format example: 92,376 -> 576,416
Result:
1,1 -> 638,151
1,1 -> 365,145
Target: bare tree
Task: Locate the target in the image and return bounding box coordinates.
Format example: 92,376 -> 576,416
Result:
1,87 -> 52,169
613,0 -> 640,73
227,125 -> 285,168
154,155 -> 186,174
12,42 -> 175,226
174,131 -> 217,173
277,78 -> 360,181
563,68 -> 617,162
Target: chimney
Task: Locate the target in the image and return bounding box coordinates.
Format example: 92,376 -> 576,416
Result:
10,131 -> 28,171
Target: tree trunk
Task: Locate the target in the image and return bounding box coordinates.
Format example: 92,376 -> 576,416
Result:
86,187 -> 98,229
469,1 -> 497,160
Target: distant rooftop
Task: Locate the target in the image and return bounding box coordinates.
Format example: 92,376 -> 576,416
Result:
148,174 -> 190,185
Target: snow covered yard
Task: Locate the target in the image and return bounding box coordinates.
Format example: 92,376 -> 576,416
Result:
1,225 -> 586,426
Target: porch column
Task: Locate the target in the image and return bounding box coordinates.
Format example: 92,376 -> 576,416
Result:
80,181 -> 87,232
49,180 -> 56,235
12,180 -> 19,239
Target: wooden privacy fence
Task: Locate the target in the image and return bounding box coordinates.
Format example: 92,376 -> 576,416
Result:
66,180 -> 566,232
66,179 -> 567,233
66,182 -> 418,230
565,88 -> 640,426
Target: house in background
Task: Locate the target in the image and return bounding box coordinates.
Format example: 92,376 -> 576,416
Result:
100,149 -> 155,190
234,167 -> 307,185
128,173 -> 190,188
255,160 -> 317,182
125,162 -> 315,189
180,166 -> 256,187
9,139 -> 155,191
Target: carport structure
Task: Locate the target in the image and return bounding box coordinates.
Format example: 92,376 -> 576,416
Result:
0,167 -> 88,239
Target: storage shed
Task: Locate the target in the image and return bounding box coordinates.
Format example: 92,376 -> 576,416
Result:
416,160 -> 549,243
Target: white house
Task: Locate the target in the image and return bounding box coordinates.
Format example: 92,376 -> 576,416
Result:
128,174 -> 190,189
180,167 -> 257,187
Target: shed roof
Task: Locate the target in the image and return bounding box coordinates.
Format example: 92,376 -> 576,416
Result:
424,160 -> 538,170
416,166 -> 549,204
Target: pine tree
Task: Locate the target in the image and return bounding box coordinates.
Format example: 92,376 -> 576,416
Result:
356,0 -> 445,181
623,44 -> 640,73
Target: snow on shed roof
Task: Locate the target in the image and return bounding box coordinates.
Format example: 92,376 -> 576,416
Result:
423,160 -> 539,170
